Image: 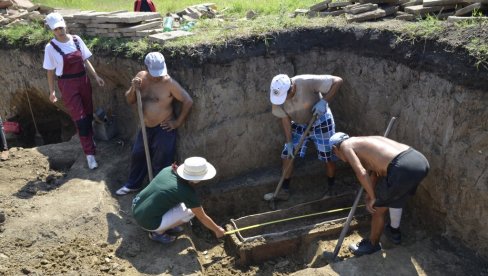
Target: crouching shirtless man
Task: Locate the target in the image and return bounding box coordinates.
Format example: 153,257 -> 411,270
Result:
329,133 -> 429,256
116,52 -> 193,196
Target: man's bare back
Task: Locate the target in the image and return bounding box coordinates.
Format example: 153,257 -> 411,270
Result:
342,136 -> 410,176
126,71 -> 193,128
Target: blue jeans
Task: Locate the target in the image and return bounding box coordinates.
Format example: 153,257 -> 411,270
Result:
124,126 -> 176,189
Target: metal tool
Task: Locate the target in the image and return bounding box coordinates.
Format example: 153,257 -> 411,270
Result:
324,116 -> 397,262
135,88 -> 153,181
25,91 -> 43,146
264,114 -> 318,210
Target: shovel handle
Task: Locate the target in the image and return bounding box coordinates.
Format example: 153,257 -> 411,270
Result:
135,88 -> 154,181
271,114 -> 319,200
331,116 -> 397,259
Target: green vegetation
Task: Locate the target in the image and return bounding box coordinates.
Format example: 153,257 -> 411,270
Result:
32,0 -> 319,16
0,1 -> 486,68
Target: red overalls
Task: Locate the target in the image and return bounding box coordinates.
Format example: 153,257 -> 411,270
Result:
50,37 -> 95,155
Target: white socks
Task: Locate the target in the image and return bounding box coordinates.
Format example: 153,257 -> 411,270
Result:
389,208 -> 403,228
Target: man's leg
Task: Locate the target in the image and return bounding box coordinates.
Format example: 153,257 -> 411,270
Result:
120,131 -> 147,191
0,116 -> 9,161
150,127 -> 176,176
370,206 -> 389,245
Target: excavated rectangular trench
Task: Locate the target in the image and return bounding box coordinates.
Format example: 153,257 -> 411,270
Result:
224,193 -> 369,265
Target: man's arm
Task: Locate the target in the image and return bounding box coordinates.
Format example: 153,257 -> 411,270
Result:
125,73 -> 144,105
281,116 -> 292,143
163,79 -> 193,129
191,207 -> 225,238
47,70 -> 58,103
341,146 -> 376,212
84,59 -> 105,87
323,76 -> 343,102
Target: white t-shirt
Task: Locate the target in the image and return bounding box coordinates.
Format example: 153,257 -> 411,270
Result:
272,74 -> 334,124
43,34 -> 92,76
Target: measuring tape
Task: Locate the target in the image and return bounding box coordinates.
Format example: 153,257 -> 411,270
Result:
224,205 -> 365,235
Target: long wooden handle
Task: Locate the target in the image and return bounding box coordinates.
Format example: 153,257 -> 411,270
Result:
135,88 -> 154,181
272,114 -> 319,200
332,116 -> 397,259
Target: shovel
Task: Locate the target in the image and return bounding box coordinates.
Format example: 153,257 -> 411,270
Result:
25,91 -> 44,146
264,113 -> 318,210
135,88 -> 154,181
323,116 -> 397,263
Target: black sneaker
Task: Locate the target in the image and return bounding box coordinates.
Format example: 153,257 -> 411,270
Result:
349,239 -> 381,256
384,224 -> 402,244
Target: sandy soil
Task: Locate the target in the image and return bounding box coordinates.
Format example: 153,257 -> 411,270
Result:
1,138 -> 487,275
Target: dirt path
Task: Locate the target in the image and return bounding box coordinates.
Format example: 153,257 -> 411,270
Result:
0,141 -> 487,275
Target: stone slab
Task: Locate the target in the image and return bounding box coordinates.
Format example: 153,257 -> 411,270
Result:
94,12 -> 161,23
148,30 -> 193,43
401,0 -> 424,8
358,0 -> 400,4
116,20 -> 162,32
11,0 -> 33,9
465,0 -> 488,3
396,10 -> 417,19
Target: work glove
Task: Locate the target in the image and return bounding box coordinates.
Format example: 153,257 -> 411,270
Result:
285,142 -> 295,158
312,99 -> 328,116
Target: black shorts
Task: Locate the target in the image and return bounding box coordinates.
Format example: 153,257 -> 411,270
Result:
374,148 -> 430,208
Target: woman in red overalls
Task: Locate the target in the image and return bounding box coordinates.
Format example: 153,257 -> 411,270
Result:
43,13 -> 105,169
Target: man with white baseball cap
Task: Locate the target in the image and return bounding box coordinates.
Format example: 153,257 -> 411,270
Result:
266,73 -> 343,200
131,157 -> 225,244
43,12 -> 105,170
116,52 -> 193,196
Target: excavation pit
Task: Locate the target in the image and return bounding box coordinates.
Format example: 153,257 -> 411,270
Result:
225,193 -> 369,265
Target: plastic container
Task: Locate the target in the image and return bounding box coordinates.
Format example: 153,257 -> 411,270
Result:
163,16 -> 173,32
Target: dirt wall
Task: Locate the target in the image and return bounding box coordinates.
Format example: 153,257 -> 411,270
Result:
0,27 -> 486,259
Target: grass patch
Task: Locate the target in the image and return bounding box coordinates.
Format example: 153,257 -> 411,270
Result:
32,0 -> 321,16
466,38 -> 488,70
0,22 -> 51,47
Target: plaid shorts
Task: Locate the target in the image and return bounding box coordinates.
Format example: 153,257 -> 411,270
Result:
281,111 -> 336,162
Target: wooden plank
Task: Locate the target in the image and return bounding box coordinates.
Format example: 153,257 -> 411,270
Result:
455,2 -> 483,15
423,0 -> 464,6
401,0 -> 423,8
358,0 -> 400,4
310,0 -> 331,11
405,4 -> 456,14
344,3 -> 378,14
328,0 -> 352,8
346,6 -> 398,22
447,15 -> 488,21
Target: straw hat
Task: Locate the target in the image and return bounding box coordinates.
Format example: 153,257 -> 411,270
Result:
177,157 -> 216,181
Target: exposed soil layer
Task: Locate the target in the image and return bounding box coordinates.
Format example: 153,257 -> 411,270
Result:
0,19 -> 487,275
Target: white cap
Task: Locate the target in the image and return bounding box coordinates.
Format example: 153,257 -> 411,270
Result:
144,52 -> 168,77
329,132 -> 350,148
270,74 -> 291,105
177,157 -> 216,181
45,12 -> 66,30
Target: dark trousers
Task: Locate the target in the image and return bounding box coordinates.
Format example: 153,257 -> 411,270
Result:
0,116 -> 8,151
124,126 -> 176,189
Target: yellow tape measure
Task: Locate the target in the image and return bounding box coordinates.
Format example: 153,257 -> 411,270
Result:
224,205 -> 365,235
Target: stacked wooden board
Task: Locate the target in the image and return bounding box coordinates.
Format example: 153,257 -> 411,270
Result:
296,0 -> 487,21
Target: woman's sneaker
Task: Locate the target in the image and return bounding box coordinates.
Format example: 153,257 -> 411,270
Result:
349,239 -> 382,256
165,226 -> 185,235
384,224 -> 402,244
86,155 -> 98,170
148,232 -> 176,244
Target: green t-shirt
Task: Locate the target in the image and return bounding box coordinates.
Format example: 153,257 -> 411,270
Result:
131,166 -> 201,230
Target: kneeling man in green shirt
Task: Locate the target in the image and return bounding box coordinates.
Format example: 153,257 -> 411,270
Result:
132,157 -> 225,243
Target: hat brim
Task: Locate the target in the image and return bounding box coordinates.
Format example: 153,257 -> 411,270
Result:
176,163 -> 216,181
270,93 -> 287,105
148,67 -> 168,77
50,21 -> 66,30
